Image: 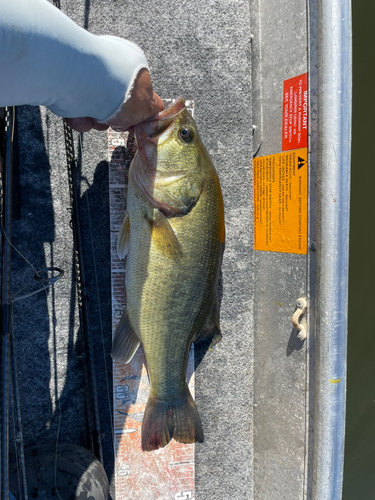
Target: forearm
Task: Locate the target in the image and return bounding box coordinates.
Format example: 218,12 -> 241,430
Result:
0,0 -> 149,120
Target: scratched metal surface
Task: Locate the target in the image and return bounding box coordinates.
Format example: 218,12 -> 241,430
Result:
11,0 -> 254,499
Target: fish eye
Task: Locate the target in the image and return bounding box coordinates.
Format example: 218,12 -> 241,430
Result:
179,126 -> 194,142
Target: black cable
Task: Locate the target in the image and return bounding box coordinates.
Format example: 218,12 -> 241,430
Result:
0,107 -> 14,500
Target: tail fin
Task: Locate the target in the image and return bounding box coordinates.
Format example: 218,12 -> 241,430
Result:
141,387 -> 204,451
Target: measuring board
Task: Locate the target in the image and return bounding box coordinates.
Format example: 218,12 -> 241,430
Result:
109,101 -> 196,500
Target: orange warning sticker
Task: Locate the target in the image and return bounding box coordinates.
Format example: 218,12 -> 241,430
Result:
253,148 -> 308,254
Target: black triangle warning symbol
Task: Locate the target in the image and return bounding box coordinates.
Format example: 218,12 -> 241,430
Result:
298,157 -> 306,169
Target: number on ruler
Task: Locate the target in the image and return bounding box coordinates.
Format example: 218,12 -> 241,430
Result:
117,463 -> 130,477
115,385 -> 129,399
114,309 -> 123,320
112,138 -> 125,146
175,492 -> 193,500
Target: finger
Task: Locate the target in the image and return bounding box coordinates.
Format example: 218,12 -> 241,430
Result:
92,121 -> 109,131
149,92 -> 164,119
65,117 -> 95,132
64,117 -> 109,133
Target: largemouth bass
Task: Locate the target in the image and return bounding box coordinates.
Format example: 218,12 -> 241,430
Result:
112,98 -> 225,452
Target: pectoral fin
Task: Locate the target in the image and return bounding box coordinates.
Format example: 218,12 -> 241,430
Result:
112,308 -> 140,364
117,211 -> 130,259
146,210 -> 183,263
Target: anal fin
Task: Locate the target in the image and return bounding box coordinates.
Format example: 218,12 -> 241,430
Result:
194,296 -> 222,348
112,308 -> 140,364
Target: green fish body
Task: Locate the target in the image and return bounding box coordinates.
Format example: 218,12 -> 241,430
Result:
113,98 -> 225,451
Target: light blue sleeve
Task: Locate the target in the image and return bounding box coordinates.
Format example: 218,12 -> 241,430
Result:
0,0 -> 149,121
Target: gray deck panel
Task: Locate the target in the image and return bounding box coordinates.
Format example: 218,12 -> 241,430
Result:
12,1 -> 254,499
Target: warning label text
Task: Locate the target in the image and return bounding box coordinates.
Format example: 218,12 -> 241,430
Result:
253,148 -> 308,254
282,73 -> 308,151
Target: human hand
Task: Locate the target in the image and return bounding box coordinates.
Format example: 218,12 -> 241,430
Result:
65,69 -> 164,133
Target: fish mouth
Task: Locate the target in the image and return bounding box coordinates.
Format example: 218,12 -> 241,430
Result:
146,97 -> 186,122
135,98 -> 186,145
